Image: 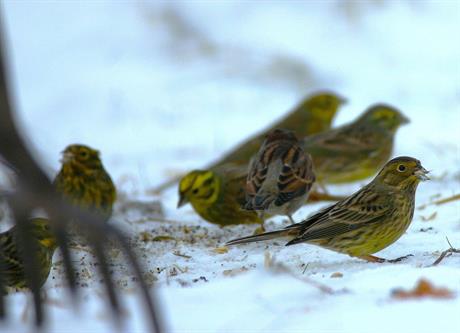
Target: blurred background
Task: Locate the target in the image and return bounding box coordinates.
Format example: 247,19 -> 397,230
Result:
1,2 -> 459,332
2,0 -> 459,191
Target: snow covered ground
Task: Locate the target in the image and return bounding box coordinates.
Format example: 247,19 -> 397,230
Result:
1,0 -> 460,332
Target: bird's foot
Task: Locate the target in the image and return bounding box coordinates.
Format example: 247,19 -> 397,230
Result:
252,225 -> 266,235
358,254 -> 413,263
386,254 -> 413,263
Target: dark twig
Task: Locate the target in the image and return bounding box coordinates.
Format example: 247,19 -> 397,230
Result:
10,195 -> 44,325
431,237 -> 460,266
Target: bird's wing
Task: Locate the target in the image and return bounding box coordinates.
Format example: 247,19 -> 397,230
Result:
275,145 -> 315,207
245,146 -> 270,199
303,125 -> 378,155
286,185 -> 393,244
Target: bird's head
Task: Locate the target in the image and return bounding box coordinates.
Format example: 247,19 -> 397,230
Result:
264,128 -> 298,144
60,144 -> 103,171
358,104 -> 410,133
178,170 -> 220,208
376,156 -> 429,189
303,92 -> 347,123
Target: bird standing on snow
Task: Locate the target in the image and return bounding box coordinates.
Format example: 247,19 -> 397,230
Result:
53,144 -> 116,223
244,129 -> 315,224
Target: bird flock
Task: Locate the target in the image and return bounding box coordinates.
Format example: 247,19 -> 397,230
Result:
0,91 -> 429,294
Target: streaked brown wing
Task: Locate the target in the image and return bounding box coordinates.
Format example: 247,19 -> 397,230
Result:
275,145 -> 314,207
245,142 -> 273,197
287,186 -> 392,244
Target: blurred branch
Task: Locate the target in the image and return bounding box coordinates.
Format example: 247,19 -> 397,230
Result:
418,193 -> 460,210
0,14 -> 162,331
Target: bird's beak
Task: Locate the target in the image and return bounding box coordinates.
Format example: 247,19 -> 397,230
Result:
338,96 -> 348,105
177,194 -> 189,208
414,166 -> 430,181
400,114 -> 410,125
60,151 -> 73,163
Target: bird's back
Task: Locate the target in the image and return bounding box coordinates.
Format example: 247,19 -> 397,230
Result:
303,121 -> 393,183
245,138 -> 314,216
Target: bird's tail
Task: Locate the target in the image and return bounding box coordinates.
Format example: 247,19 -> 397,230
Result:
226,229 -> 290,246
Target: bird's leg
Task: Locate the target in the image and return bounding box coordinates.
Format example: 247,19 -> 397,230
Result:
21,293 -> 31,323
287,215 -> 295,225
357,255 -> 386,263
42,288 -> 67,308
318,182 -> 328,194
252,212 -> 266,235
308,191 -> 347,203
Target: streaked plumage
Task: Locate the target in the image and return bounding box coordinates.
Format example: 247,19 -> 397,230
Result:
227,156 -> 429,262
244,129 -> 315,223
0,218 -> 57,291
304,104 -> 409,184
178,165 -> 262,226
211,92 -> 346,168
53,144 -> 116,222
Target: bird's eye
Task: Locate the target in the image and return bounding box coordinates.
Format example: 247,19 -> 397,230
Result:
192,189 -> 199,194
80,151 -> 89,158
397,164 -> 406,172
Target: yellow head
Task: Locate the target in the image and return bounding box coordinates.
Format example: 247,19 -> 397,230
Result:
178,170 -> 221,208
375,156 -> 429,189
60,144 -> 103,171
28,218 -> 57,250
359,104 -> 410,132
302,92 -> 347,122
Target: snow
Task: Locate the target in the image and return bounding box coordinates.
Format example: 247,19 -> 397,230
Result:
1,0 -> 460,332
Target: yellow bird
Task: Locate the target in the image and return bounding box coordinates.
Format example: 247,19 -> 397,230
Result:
0,218 -> 57,291
178,164 -> 263,227
53,144 -> 116,222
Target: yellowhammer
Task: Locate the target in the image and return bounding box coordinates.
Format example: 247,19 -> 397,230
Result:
53,144 -> 116,222
178,164 -> 262,227
0,218 -> 57,292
